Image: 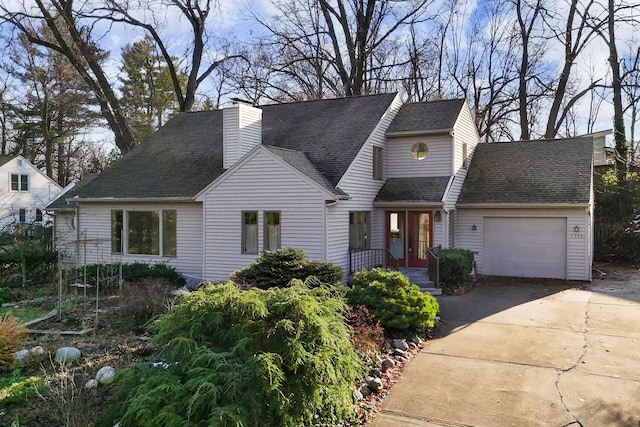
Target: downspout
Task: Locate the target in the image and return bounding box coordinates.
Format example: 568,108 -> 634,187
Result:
202,200 -> 207,280
323,199 -> 339,262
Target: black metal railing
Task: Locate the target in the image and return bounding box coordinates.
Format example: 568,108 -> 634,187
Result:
349,248 -> 398,275
427,245 -> 441,288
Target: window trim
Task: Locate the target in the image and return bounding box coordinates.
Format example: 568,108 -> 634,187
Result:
111,210 -> 124,254
410,142 -> 429,161
373,146 -> 383,180
349,211 -> 370,250
263,211 -> 281,251
242,211 -> 258,254
111,209 -> 176,257
10,174 -> 29,191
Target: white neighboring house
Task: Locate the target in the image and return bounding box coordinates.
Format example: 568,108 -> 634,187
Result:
48,94 -> 595,285
0,155 -> 63,230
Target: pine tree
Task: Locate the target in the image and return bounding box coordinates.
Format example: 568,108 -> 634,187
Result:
119,37 -> 183,144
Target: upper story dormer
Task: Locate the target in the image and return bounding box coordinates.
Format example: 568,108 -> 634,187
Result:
383,99 -> 479,179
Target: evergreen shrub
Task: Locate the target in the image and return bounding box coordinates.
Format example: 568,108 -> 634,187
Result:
77,262 -> 186,287
438,249 -> 474,293
347,268 -> 439,335
233,247 -> 343,288
102,279 -> 363,427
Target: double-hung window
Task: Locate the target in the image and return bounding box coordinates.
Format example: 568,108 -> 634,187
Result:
242,211 -> 258,254
11,174 -> 28,191
111,209 -> 176,257
349,211 -> 370,249
18,209 -> 26,224
264,211 -> 281,251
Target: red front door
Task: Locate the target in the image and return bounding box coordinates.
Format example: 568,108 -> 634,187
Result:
408,211 -> 431,268
386,211 -> 432,268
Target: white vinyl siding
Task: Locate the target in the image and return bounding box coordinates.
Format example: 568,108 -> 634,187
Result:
54,211 -> 78,264
452,105 -> 480,172
223,103 -> 262,169
444,104 -> 481,212
386,136 -> 452,178
0,156 -> 62,228
202,149 -> 327,281
327,94 -> 402,273
455,208 -> 592,281
71,202 -> 203,279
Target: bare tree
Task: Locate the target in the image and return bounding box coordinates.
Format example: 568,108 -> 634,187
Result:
542,0 -> 602,138
97,0 -> 244,112
448,0 -> 520,142
588,0 -> 639,214
622,46 -> 640,163
0,0 -> 136,153
318,0 -> 434,96
512,0 -> 549,140
253,0 -> 435,99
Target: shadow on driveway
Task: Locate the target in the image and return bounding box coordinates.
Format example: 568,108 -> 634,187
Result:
436,276 -> 587,335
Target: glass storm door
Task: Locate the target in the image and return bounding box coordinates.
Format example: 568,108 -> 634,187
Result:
386,211 -> 405,266
408,212 -> 431,268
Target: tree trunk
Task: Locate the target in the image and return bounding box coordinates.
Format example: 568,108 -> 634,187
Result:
607,0 -> 629,217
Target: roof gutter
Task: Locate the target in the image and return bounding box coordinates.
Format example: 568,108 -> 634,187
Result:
373,201 -> 445,208
64,197 -> 196,204
385,128 -> 454,138
456,203 -> 591,209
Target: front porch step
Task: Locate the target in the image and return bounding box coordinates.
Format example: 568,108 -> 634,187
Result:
419,287 -> 442,296
398,267 -> 441,295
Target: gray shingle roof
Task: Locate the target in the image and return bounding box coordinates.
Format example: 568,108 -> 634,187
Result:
263,146 -> 348,197
50,93 -> 397,206
375,177 -> 451,203
458,138 -> 593,205
0,155 -> 14,167
47,174 -> 99,210
386,99 -> 465,135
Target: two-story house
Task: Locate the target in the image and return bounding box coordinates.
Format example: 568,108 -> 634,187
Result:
48,94 -> 594,284
0,155 -> 63,230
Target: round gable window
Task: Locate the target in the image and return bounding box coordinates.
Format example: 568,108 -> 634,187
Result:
411,142 -> 428,160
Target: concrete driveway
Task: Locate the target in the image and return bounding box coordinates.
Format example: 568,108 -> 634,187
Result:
370,270 -> 640,427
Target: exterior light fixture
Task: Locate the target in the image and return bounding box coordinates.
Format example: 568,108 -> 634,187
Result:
574,225 -> 579,233
434,211 -> 441,222
472,224 -> 477,231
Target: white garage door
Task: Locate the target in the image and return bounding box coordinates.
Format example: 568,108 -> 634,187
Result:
483,217 -> 567,279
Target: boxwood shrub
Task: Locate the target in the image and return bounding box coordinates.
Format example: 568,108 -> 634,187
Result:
347,268 -> 439,335
438,248 -> 474,293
